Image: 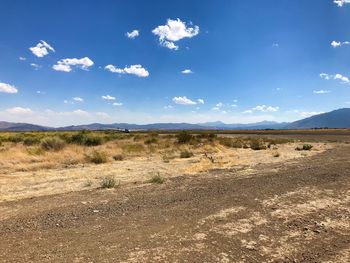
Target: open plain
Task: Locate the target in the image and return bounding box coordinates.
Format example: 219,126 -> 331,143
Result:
0,130 -> 349,262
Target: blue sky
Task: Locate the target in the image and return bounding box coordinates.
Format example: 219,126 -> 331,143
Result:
0,0 -> 350,126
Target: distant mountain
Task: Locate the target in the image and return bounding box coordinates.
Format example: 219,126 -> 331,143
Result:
0,121 -> 50,131
199,120 -> 289,130
286,108 -> 350,129
1,108 -> 350,131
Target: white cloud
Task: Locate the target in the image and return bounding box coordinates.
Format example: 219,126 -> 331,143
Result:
6,107 -> 32,114
181,69 -> 193,74
102,95 -> 116,100
53,57 -> 94,72
243,110 -> 253,114
252,105 -> 279,112
197,99 -> 204,104
29,40 -> 55,58
152,18 -> 199,50
162,41 -> 179,50
112,102 -> 123,106
105,64 -> 149,77
126,30 -> 139,39
313,90 -> 331,94
164,105 -> 173,109
30,63 -> 40,70
172,96 -> 197,105
334,0 -> 350,7
73,109 -> 89,116
319,73 -> 330,80
0,82 -> 18,94
19,56 -> 26,61
320,72 -> 349,84
73,97 -> 84,102
36,90 -> 45,95
331,40 -> 350,48
95,112 -> 110,118
331,41 -> 341,48
216,102 -> 223,108
230,104 -> 238,107
300,111 -> 324,118
334,73 -> 349,83
212,107 -> 220,111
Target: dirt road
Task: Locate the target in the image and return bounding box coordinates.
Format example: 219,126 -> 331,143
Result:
1,145 -> 349,262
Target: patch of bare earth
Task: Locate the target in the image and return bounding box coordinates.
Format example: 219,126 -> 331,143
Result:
0,143 -> 349,262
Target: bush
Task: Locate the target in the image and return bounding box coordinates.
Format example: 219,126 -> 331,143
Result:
273,152 -> 280,157
147,173 -> 165,184
176,131 -> 193,144
113,154 -> 124,161
100,176 -> 116,188
180,150 -> 194,158
249,138 -> 266,150
23,137 -> 41,146
86,150 -> 108,164
144,137 -> 158,144
122,143 -> 145,154
68,132 -> 103,146
296,144 -> 313,151
40,137 -> 66,151
7,134 -> 25,143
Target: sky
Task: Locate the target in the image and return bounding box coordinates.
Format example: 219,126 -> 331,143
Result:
0,0 -> 350,126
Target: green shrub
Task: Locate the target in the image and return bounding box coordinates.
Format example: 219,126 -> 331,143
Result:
86,150 -> 108,164
68,132 -> 103,146
100,176 -> 116,188
176,131 -> 193,144
40,137 -> 66,151
144,137 -> 158,144
296,144 -> 313,151
7,134 -> 25,143
122,143 -> 145,154
180,150 -> 194,158
23,137 -> 41,146
147,173 -> 165,184
249,138 -> 266,150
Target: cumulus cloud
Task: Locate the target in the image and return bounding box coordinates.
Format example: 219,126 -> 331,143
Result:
53,57 -> 94,72
0,82 -> 18,94
152,18 -> 199,50
126,30 -> 139,39
19,56 -> 26,61
181,69 -> 193,74
105,64 -> 149,77
112,102 -> 123,106
313,90 -> 331,94
73,97 -> 84,102
172,96 -> 197,105
334,0 -> 350,7
6,107 -> 32,114
320,72 -> 349,84
197,99 -> 204,104
102,95 -> 116,100
252,105 -> 279,112
29,40 -> 55,58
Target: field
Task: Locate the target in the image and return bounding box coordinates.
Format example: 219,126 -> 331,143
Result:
1,130 -> 350,262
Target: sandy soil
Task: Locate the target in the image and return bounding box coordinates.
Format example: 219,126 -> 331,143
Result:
0,141 -> 349,262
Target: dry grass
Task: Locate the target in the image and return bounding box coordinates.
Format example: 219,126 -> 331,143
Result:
0,131 -> 333,202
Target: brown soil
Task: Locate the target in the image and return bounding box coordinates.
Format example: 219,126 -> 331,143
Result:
1,144 -> 349,262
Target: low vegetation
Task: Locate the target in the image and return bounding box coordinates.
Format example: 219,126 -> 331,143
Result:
147,173 -> 166,184
295,144 -> 313,151
0,130 -> 308,174
86,150 -> 108,164
100,176 -> 116,188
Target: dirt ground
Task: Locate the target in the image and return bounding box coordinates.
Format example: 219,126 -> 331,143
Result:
0,137 -> 349,262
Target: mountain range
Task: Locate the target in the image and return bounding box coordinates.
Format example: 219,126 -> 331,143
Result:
1,108 -> 349,131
